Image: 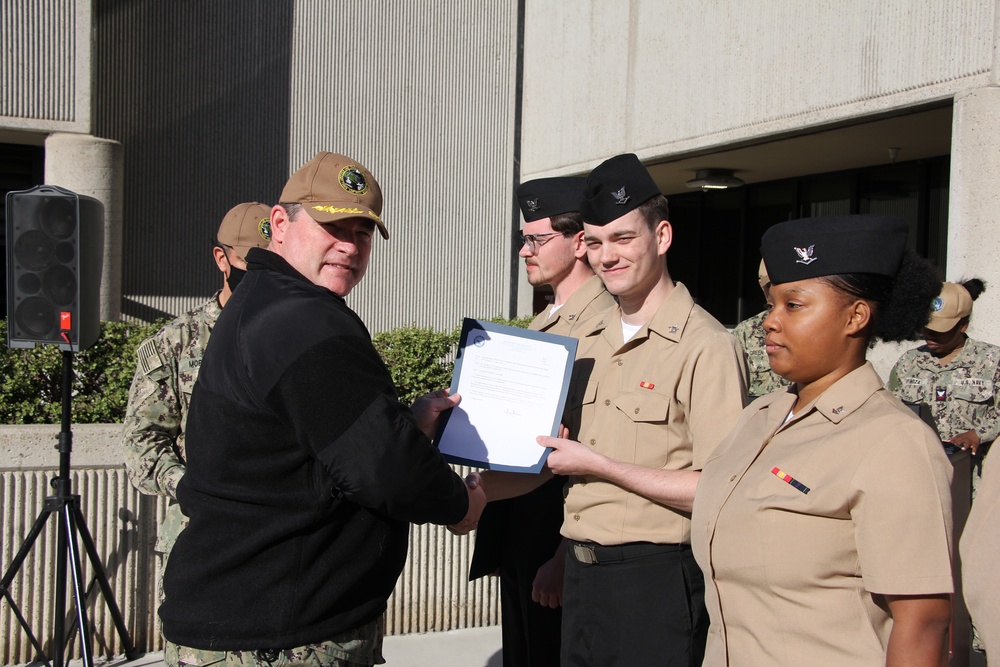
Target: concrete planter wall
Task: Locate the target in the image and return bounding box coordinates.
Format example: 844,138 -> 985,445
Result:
0,425 -> 498,665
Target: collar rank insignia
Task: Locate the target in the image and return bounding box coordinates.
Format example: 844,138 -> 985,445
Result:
668,325 -> 679,333
832,406 -> 844,414
612,186 -> 630,205
526,198 -> 540,212
772,467 -> 810,494
639,381 -> 655,390
936,387 -> 947,401
794,245 -> 817,265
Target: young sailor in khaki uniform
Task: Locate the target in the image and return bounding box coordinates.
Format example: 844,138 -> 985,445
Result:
470,176 -> 614,667
692,215 -> 954,667
532,154 -> 748,665
961,449 -> 1000,657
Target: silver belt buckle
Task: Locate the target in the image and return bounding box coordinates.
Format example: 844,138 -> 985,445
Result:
573,543 -> 597,564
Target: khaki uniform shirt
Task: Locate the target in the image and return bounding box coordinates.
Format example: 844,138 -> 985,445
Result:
562,282 -> 747,546
528,274 -> 616,339
469,275 -> 614,579
692,363 -> 954,666
887,337 -> 1000,445
121,293 -> 221,553
732,309 -> 789,400
961,452 -> 1000,657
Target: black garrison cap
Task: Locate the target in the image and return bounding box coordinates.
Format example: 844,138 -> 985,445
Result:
580,153 -> 661,226
760,214 -> 909,285
516,177 -> 587,222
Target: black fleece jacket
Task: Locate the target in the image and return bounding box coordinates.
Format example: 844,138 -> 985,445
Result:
160,248 -> 468,650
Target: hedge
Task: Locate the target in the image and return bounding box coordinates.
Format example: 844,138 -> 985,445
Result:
0,315 -> 532,424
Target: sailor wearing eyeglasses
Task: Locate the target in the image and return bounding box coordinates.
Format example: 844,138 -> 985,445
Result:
469,176 -> 614,667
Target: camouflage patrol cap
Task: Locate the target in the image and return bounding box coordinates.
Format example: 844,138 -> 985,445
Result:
758,259 -> 771,290
926,282 -> 974,332
580,153 -> 661,226
280,151 -> 388,240
217,202 -> 272,259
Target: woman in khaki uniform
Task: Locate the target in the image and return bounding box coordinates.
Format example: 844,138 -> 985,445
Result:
692,214 -> 954,667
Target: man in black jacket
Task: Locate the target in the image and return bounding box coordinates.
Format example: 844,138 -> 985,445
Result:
160,152 -> 484,667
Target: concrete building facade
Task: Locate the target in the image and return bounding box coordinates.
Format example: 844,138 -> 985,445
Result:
3,0 -> 1000,663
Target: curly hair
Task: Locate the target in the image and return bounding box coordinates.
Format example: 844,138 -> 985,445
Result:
959,277 -> 987,302
819,251 -> 942,343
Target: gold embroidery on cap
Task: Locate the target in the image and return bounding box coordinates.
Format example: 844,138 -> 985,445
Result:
313,205 -> 364,215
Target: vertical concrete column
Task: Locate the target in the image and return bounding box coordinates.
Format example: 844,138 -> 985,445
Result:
948,87 -> 1000,344
44,133 -> 124,321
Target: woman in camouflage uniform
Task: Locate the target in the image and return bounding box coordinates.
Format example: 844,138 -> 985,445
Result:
888,279 -> 1000,491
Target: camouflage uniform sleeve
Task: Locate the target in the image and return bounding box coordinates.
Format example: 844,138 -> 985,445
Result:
732,318 -> 751,354
121,335 -> 186,499
977,357 -> 1000,445
886,357 -> 904,394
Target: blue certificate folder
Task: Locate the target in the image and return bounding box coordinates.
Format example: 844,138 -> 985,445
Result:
434,318 -> 578,473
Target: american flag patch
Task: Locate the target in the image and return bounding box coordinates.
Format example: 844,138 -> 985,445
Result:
771,467 -> 810,494
639,381 -> 655,390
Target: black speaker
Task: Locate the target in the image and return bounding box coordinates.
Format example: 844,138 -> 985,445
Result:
5,185 -> 104,352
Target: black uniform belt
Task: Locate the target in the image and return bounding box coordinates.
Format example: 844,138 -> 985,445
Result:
568,540 -> 689,565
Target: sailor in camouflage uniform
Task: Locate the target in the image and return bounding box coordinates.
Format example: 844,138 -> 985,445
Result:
732,260 -> 789,400
121,202 -> 271,601
888,279 -> 1000,493
888,278 -> 999,657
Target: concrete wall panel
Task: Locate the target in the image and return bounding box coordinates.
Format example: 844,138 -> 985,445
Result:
0,0 -> 90,133
92,0 -> 294,321
289,1 -> 520,332
522,0 -> 995,176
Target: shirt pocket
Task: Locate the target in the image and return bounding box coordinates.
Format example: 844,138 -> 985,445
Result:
951,378 -> 994,404
895,377 -> 930,405
613,390 -> 672,467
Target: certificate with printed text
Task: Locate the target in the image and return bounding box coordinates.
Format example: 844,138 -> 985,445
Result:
435,318 -> 577,473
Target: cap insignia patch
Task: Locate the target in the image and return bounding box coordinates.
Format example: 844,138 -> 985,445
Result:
258,217 -> 271,241
526,198 -> 540,212
339,166 -> 369,195
612,186 -> 630,205
931,296 -> 944,312
794,245 -> 817,265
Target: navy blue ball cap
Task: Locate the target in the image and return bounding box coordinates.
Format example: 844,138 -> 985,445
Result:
580,153 -> 661,226
516,177 -> 587,222
761,214 -> 909,285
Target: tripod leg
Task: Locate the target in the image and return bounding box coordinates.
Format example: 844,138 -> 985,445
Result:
64,503 -> 95,667
2,589 -> 52,667
70,498 -> 137,659
0,503 -> 56,666
54,499 -> 68,667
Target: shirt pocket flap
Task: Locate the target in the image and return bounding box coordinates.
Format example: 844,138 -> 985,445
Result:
951,379 -> 994,403
614,390 -> 670,424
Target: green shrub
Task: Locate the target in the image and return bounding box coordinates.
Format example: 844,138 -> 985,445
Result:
372,317 -> 532,405
372,325 -> 460,405
0,319 -> 164,424
1,315 -> 531,423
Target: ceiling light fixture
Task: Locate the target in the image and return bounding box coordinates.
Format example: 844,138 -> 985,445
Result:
685,168 -> 745,191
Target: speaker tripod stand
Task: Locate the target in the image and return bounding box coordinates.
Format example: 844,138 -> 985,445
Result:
1,350 -> 137,667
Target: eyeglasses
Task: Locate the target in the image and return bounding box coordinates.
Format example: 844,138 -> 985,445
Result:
519,232 -> 562,253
